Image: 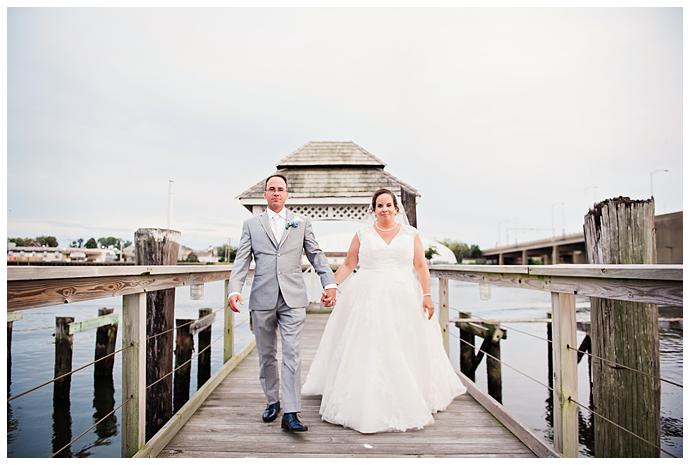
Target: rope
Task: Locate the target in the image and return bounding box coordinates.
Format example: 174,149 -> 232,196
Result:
51,395 -> 134,458
145,333 -> 225,391
566,344 -> 682,389
448,331 -> 553,392
12,325 -> 55,333
443,303 -> 683,389
449,331 -> 678,457
146,308 -> 222,342
10,308 -> 234,403
567,396 -> 678,458
7,344 -> 131,402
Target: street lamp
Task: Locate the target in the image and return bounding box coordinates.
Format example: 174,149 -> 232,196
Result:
649,169 -> 668,199
551,202 -> 564,237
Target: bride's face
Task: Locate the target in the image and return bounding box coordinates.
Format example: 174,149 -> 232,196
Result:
374,193 -> 398,222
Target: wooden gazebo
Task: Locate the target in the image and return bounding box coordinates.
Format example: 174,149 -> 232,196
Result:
237,141 -> 420,226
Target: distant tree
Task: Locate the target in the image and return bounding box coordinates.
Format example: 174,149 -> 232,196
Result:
77,238 -> 84,248
123,240 -> 132,248
98,236 -> 120,248
9,237 -> 29,246
36,236 -> 58,247
425,246 -> 439,261
9,237 -> 47,247
439,239 -> 482,262
216,244 -> 238,263
186,252 -> 199,263
439,239 -> 467,262
84,238 -> 98,248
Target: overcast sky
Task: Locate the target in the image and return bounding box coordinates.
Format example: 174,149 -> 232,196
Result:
6,7 -> 682,250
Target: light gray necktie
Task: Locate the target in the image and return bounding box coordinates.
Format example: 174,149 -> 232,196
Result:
271,215 -> 281,242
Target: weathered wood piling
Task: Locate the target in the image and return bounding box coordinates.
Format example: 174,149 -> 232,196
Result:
94,307 -> 118,378
135,228 -> 181,440
454,313 -> 506,403
173,319 -> 194,413
197,308 -> 213,388
584,197 -> 660,457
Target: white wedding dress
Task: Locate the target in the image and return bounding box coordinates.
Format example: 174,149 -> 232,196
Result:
302,224 -> 466,433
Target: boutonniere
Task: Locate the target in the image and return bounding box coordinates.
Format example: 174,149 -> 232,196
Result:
285,218 -> 300,230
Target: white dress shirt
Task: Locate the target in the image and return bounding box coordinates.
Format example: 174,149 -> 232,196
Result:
267,208 -> 287,243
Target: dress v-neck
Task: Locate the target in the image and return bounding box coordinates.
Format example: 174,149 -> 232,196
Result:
373,224 -> 402,246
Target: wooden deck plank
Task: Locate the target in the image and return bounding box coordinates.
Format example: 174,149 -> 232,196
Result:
159,314 -> 537,458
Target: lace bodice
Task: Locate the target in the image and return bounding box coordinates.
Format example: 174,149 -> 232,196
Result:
357,224 -> 417,271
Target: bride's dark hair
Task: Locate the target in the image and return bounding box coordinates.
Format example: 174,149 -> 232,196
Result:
371,188 -> 400,213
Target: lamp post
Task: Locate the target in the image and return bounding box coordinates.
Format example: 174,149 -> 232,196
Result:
167,179 -> 174,230
551,202 -> 564,238
649,169 -> 668,199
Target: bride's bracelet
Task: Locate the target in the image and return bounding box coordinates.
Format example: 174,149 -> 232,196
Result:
422,293 -> 432,297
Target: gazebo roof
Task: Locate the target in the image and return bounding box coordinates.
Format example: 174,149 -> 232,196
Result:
237,141 -> 419,223
238,167 -> 418,200
276,141 -> 386,168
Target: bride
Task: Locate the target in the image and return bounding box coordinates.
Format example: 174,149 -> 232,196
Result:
302,188 -> 466,433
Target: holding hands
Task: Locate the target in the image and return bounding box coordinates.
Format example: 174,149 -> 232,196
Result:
321,288 -> 337,307
228,294 -> 243,313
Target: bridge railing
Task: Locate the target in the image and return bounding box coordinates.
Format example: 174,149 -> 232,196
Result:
429,263 -> 682,458
7,265 -> 252,458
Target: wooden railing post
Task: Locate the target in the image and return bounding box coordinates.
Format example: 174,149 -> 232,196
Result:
224,279 -> 234,362
438,277 -> 449,354
551,291 -> 578,457
122,292 -> 146,457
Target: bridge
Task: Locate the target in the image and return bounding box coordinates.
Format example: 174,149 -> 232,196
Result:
481,211 -> 682,265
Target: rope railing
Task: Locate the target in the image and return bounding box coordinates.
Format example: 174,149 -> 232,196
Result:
443,297 -> 681,457
9,305 -> 243,403
146,308 -> 223,342
12,325 -> 56,333
21,306 -> 242,457
565,344 -> 682,389
445,303 -> 683,389
567,396 -> 678,458
51,395 -> 134,458
7,344 -> 132,402
145,332 -> 226,391
448,330 -> 553,392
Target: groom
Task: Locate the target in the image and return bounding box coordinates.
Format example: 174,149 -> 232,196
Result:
227,174 -> 337,432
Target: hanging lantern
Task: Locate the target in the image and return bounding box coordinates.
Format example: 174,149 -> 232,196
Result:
190,283 -> 204,300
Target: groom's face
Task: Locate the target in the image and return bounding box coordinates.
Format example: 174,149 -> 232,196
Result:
264,176 -> 288,213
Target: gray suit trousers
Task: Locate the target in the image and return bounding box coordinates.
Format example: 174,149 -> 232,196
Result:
250,291 -> 306,413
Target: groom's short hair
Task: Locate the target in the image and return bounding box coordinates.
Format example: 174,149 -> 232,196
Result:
264,174 -> 288,191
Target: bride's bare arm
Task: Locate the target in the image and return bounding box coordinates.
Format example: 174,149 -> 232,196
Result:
413,234 -> 434,319
334,234 -> 360,284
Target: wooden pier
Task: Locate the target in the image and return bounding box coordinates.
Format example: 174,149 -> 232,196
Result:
157,313 -> 537,458
7,261 -> 682,458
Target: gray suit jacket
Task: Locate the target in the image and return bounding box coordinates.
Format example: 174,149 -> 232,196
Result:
229,210 -> 336,310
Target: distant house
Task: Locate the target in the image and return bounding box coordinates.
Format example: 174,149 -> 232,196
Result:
6,245 -> 116,263
177,245 -> 221,263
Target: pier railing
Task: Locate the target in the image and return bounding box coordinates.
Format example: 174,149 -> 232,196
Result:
429,264 -> 683,458
7,265 -> 253,458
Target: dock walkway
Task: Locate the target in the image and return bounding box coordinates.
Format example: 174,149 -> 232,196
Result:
159,314 -> 536,458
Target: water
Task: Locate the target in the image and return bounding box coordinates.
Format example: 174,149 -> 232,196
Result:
6,279 -> 683,457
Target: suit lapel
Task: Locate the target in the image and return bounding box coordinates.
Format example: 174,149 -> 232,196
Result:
278,210 -> 294,249
258,211 -> 278,248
